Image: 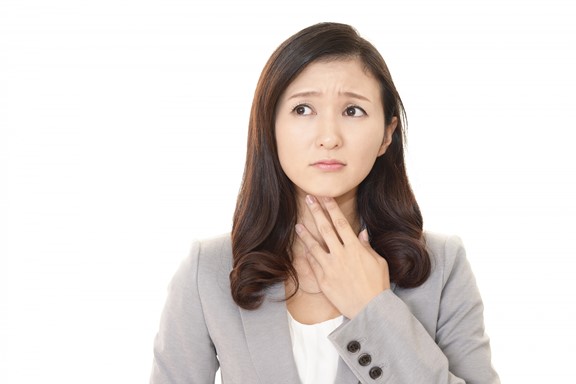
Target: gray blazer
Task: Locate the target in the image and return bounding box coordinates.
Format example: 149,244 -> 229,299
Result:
150,232 -> 499,384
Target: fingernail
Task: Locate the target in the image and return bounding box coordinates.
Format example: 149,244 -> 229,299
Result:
295,224 -> 303,234
305,195 -> 316,205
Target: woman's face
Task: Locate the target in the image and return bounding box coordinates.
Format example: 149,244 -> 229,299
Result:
275,58 -> 397,200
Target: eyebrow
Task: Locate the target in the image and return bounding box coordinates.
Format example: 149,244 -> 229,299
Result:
286,90 -> 371,102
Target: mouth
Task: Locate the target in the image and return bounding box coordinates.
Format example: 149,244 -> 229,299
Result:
311,159 -> 346,171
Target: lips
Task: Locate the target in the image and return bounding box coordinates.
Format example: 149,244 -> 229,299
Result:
311,159 -> 346,171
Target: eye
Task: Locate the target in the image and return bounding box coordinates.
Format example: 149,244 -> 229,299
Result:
292,104 -> 313,116
344,106 -> 367,117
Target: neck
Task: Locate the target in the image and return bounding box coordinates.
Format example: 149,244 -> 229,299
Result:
287,189 -> 361,298
293,188 -> 361,252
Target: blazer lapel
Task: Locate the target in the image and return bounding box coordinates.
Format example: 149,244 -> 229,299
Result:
239,283 -> 301,384
240,284 -> 398,384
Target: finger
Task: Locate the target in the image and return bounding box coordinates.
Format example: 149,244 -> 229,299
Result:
303,245 -> 324,281
358,228 -> 370,245
304,195 -> 344,250
295,223 -> 329,267
358,229 -> 383,262
320,196 -> 358,245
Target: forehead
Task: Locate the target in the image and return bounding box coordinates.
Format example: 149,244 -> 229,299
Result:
282,57 -> 381,99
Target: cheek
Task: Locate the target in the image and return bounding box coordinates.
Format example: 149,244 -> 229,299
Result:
275,130 -> 293,163
276,123 -> 313,158
354,132 -> 386,159
275,128 -> 303,174
349,140 -> 385,177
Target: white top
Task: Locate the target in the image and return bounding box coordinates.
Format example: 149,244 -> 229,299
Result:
287,312 -> 343,384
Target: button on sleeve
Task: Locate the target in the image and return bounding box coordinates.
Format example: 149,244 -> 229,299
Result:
358,353 -> 372,366
369,366 -> 383,379
347,340 -> 361,353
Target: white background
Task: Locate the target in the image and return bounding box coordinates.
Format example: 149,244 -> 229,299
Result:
1,0 -> 575,382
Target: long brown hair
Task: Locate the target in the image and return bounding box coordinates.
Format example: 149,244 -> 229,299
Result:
231,22 -> 430,310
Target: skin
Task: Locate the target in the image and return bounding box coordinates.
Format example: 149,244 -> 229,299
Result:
274,58 -> 398,323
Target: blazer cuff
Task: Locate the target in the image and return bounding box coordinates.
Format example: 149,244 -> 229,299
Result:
329,290 -> 455,383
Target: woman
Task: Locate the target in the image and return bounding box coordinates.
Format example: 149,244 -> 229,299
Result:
151,22 -> 499,384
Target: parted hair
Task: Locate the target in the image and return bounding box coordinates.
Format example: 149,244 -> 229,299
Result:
230,22 -> 430,310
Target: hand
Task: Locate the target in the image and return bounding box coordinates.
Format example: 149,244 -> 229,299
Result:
295,195 -> 391,319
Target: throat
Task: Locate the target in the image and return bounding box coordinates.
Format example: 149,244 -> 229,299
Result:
285,281 -> 341,325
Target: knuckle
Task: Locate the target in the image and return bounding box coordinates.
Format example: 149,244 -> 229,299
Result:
318,223 -> 333,236
309,242 -> 323,254
334,217 -> 348,229
309,203 -> 323,213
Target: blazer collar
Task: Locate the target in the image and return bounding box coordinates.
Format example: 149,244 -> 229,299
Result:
239,282 -> 301,384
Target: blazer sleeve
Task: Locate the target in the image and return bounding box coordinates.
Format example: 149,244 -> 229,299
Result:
150,241 -> 219,384
328,236 -> 500,384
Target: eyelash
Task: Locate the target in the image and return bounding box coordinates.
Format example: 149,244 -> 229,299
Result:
290,104 -> 368,117
291,104 -> 313,115
344,105 -> 367,117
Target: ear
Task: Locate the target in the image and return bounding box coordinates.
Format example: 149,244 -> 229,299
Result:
377,116 -> 398,156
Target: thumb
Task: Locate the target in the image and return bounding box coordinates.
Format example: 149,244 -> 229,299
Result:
358,228 -> 370,246
359,229 -> 385,263
304,248 -> 324,280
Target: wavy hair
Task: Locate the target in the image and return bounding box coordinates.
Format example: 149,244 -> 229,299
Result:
231,22 -> 430,310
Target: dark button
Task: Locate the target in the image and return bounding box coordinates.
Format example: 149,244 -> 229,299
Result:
358,353 -> 372,366
347,340 -> 361,353
369,366 -> 383,379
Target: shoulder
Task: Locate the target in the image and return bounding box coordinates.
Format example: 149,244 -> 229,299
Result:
193,233 -> 233,268
419,232 -> 482,316
169,233 -> 233,294
422,231 -> 468,285
192,232 -> 233,277
423,230 -> 465,259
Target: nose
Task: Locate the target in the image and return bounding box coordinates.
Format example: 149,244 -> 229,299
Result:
315,116 -> 342,149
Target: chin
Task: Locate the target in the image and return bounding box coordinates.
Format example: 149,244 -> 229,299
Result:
299,185 -> 358,200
